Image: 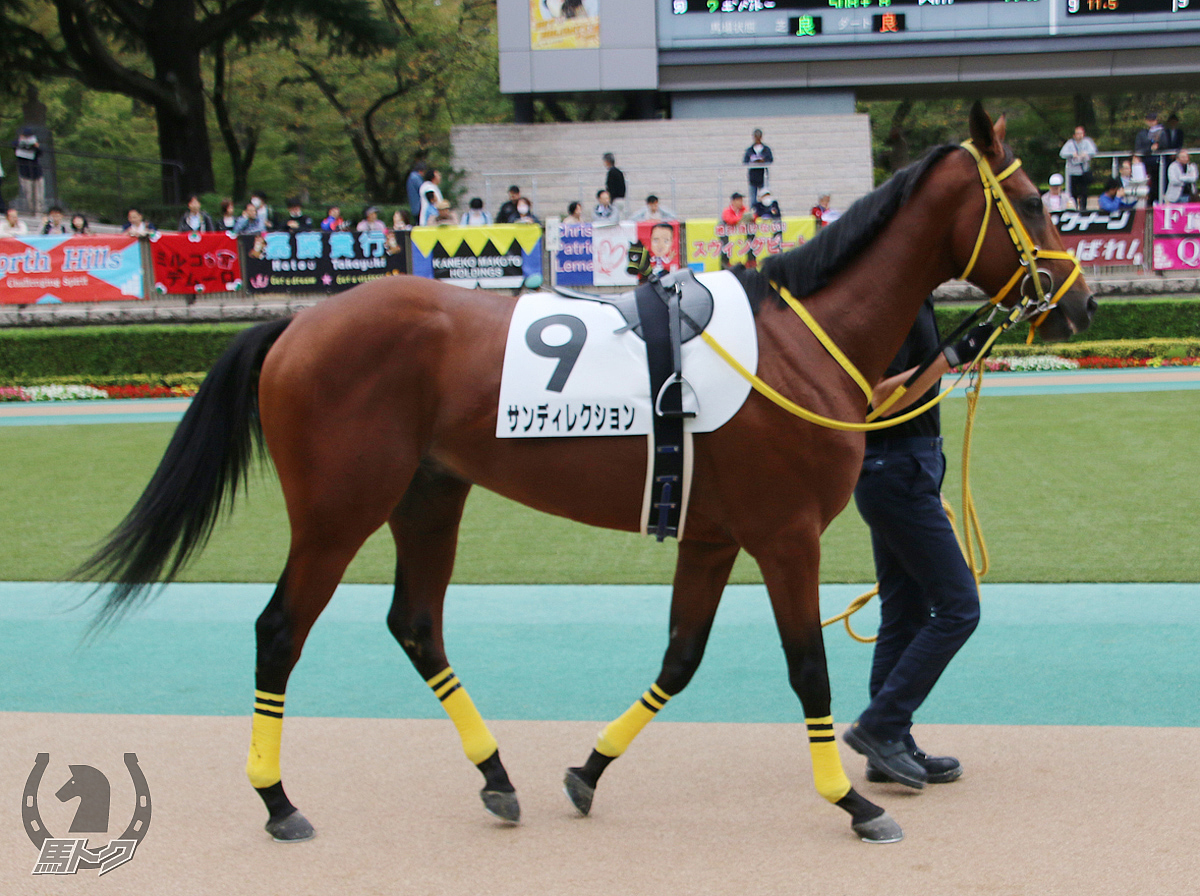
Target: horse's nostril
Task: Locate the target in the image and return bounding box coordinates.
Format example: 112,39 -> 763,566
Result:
1086,295 -> 1098,315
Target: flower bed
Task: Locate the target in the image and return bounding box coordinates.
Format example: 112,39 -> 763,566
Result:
0,383 -> 198,402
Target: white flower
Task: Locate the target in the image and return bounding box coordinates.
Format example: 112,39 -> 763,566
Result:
23,384 -> 110,401
1002,355 -> 1079,372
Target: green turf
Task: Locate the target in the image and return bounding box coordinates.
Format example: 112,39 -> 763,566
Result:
2,390 -> 1196,584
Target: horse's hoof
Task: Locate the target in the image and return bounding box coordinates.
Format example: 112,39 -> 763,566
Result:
563,768 -> 594,816
852,810 -> 904,844
481,789 -> 520,824
265,810 -> 315,842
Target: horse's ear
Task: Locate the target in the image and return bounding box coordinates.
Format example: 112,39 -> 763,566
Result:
968,101 -> 999,157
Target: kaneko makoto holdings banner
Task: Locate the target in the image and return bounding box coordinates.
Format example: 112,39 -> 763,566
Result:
409,224 -> 543,289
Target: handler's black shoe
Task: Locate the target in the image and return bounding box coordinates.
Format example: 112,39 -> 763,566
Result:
843,722 -> 927,790
867,748 -> 962,785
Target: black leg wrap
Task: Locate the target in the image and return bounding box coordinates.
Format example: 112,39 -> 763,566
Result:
836,787 -> 885,824
477,750 -> 515,793
572,749 -> 614,790
256,781 -> 297,820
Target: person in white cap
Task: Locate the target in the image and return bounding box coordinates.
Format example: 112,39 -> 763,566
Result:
1041,173 -> 1074,213
752,189 -> 781,220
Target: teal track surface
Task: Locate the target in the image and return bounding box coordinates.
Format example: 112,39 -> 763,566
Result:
2,582 -> 1195,727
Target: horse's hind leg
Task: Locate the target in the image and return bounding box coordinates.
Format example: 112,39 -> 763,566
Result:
564,534 -> 739,816
384,463 -> 518,823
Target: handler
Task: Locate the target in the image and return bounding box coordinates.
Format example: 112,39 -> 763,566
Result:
842,295 -> 995,789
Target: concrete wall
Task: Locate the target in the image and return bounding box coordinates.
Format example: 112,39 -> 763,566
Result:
450,114 -> 873,223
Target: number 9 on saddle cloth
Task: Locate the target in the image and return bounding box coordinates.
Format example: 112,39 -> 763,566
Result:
497,269 -> 758,541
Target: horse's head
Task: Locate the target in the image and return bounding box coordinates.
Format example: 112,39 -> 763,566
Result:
954,102 -> 1096,342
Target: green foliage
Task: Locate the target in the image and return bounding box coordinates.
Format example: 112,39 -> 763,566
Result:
935,298 -> 1200,345
0,324 -> 251,381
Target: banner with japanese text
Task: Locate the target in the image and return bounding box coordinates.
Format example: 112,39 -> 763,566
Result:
1051,208 -> 1146,267
1151,203 -> 1200,271
240,229 -> 407,293
409,224 -> 543,289
0,234 -> 143,304
530,0 -> 599,49
149,231 -> 243,295
684,217 -> 816,272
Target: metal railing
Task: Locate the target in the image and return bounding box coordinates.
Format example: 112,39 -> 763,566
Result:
35,147 -> 184,224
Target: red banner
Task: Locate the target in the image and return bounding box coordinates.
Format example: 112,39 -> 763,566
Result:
149,231 -> 243,295
1051,208 -> 1146,266
0,234 -> 144,304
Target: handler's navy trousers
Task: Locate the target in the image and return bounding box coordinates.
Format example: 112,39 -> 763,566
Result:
852,437 -> 980,744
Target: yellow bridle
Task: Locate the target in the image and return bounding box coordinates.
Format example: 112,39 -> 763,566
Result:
958,139 -> 1084,343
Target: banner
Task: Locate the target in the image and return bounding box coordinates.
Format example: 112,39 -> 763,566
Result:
0,234 -> 143,305
241,230 -> 407,293
409,224 -> 542,289
684,217 -> 817,272
149,231 -> 242,295
552,221 -> 680,287
1151,203 -> 1200,271
530,0 -> 599,50
1051,208 -> 1146,266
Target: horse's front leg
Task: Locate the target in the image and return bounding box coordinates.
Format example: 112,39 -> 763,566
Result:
564,534 -> 739,815
755,529 -> 905,844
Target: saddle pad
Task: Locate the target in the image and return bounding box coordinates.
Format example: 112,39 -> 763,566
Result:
496,270 -> 757,438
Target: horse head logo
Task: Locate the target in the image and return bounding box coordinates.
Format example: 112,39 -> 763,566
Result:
55,764 -> 110,833
23,753 -> 152,876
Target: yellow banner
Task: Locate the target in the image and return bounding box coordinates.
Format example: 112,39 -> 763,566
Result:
530,0 -> 600,50
684,217 -> 817,272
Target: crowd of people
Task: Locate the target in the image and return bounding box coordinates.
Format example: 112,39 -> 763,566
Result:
1056,111 -> 1196,212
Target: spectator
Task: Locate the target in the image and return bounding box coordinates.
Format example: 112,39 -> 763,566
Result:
563,201 -> 584,224
631,194 -> 677,222
232,201 -> 266,235
42,205 -> 68,234
434,199 -> 459,226
1164,150 -> 1198,204
70,213 -> 90,235
321,205 -> 348,231
357,205 -> 388,233
1130,155 -> 1149,192
218,198 -> 238,230
1134,113 -> 1166,202
1118,160 -> 1148,206
743,128 -> 774,207
594,189 -> 615,222
249,190 -> 274,229
1041,173 -> 1074,212
283,198 -> 313,233
123,207 -> 155,237
513,198 -> 539,224
496,185 -> 521,224
1059,126 -> 1097,211
722,192 -> 748,227
13,127 -> 44,215
602,153 -> 626,218
406,160 -> 427,220
177,194 -> 215,232
1162,113 -> 1185,154
811,192 -> 833,227
418,169 -> 444,226
753,190 -> 781,220
1097,177 -> 1136,214
460,197 -> 490,226
393,209 -> 413,230
0,207 -> 28,236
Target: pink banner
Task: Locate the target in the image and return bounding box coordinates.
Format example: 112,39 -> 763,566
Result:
1151,203 -> 1200,270
149,231 -> 243,294
0,234 -> 143,304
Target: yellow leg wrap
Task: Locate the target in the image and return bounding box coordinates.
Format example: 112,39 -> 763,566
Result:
807,716 -> 852,803
596,684 -> 672,758
246,690 -> 285,789
427,668 -> 498,765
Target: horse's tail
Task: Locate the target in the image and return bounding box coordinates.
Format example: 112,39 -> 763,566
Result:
75,318 -> 292,626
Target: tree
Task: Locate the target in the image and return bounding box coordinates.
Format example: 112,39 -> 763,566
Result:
1,0 -> 394,199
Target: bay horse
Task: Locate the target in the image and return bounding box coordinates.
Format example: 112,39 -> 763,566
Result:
78,104 -> 1094,845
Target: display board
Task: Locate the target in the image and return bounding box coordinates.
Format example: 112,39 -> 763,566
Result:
658,0 -> 1200,48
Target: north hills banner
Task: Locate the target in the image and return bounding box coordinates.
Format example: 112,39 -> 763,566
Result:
0,234 -> 144,304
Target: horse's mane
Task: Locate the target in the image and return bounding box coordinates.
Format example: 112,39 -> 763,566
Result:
740,143 -> 963,310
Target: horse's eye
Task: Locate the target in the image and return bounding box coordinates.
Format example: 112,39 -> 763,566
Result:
1022,196 -> 1044,217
